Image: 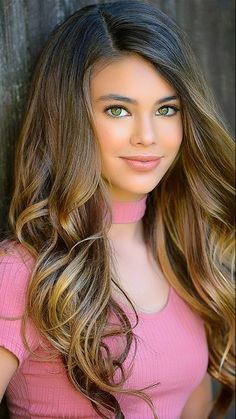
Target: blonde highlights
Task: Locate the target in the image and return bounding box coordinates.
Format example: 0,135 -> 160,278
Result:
6,1 -> 235,418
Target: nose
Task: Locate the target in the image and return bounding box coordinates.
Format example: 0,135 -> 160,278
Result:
130,115 -> 156,146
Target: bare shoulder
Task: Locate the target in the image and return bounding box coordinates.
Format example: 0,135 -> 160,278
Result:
180,373 -> 213,419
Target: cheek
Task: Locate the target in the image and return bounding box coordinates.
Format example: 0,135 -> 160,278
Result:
160,119 -> 183,151
96,120 -> 129,155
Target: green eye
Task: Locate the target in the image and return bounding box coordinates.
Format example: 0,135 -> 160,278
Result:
110,107 -> 123,116
159,107 -> 169,115
105,106 -> 129,118
157,106 -> 178,116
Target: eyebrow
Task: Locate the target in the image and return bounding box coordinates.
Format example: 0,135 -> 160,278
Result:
95,93 -> 179,106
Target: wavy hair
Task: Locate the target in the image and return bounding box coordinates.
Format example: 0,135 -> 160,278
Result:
7,1 -> 235,418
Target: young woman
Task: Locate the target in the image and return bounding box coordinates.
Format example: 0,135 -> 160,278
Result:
0,1 -> 235,418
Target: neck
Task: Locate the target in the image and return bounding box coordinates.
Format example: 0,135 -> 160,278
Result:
111,195 -> 147,224
107,194 -> 147,244
107,219 -> 144,244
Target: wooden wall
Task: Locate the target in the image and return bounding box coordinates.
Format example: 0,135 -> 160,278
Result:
0,1 -> 235,418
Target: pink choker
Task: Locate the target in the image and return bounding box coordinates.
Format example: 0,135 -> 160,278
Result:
112,195 -> 147,224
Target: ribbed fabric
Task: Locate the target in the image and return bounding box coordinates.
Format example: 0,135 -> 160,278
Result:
0,216 -> 209,419
112,194 -> 147,223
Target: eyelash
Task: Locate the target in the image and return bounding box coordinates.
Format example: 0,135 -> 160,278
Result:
104,104 -> 180,118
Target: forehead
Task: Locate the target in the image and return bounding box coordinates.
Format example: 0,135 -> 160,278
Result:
90,54 -> 175,100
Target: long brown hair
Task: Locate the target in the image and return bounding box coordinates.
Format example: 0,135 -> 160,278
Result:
6,1 -> 235,417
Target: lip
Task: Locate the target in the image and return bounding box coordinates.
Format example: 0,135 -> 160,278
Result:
120,156 -> 162,172
121,155 -> 162,162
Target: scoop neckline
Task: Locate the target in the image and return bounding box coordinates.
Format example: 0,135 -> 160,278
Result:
116,286 -> 173,320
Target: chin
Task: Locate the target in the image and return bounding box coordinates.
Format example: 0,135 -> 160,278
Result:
125,180 -> 160,194
111,184 -> 158,200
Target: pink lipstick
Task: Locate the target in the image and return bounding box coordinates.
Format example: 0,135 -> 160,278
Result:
120,155 -> 162,172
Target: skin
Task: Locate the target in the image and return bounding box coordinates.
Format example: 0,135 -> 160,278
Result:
90,53 -> 183,202
0,347 -> 18,401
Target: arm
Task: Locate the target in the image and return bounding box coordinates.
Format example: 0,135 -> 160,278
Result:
0,245 -> 35,402
0,347 -> 18,402
180,372 -> 214,419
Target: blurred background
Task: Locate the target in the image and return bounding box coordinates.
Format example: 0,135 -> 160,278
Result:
0,0 -> 235,418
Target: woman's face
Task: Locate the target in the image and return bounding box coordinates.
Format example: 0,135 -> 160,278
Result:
90,54 -> 183,201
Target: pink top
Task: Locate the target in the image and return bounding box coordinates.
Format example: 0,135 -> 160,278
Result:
0,197 -> 209,419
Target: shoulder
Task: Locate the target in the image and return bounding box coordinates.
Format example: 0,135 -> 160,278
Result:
0,239 -> 36,317
0,239 -> 35,266
0,240 -> 40,367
